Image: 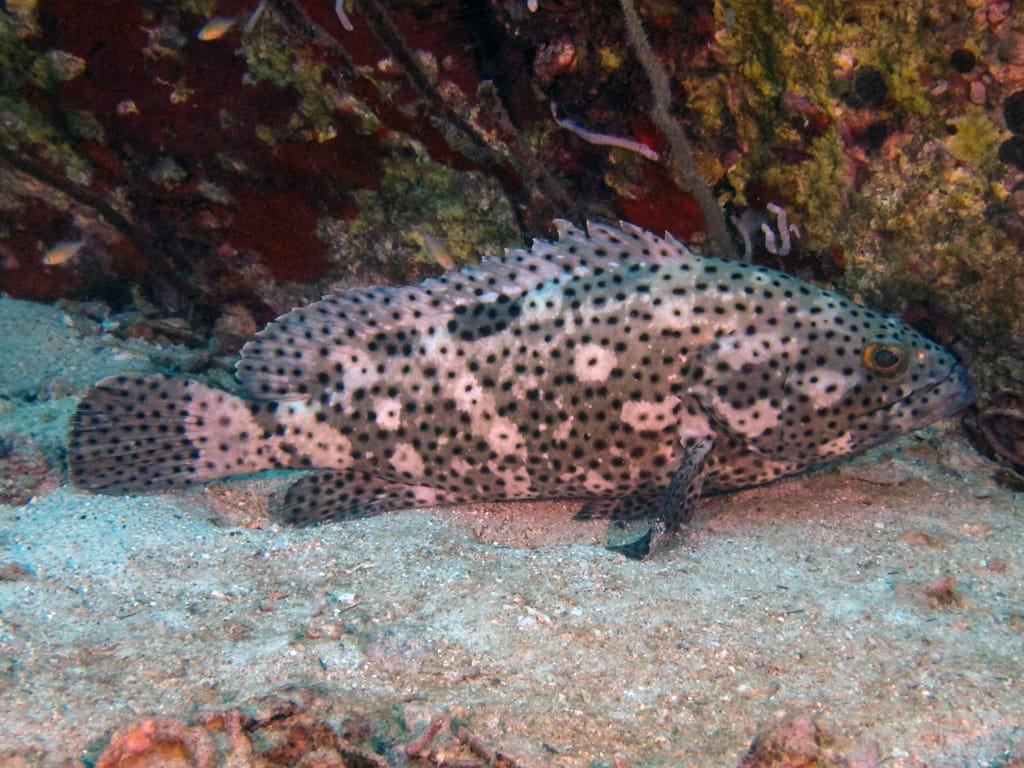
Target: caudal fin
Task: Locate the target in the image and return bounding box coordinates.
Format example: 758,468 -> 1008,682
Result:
69,374 -> 273,494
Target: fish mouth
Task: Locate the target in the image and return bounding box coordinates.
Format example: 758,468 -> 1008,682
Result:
903,364 -> 975,425
934,364 -> 975,412
857,363 -> 973,428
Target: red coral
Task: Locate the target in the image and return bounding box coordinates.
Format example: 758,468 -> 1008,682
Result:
0,435 -> 59,507
95,716 -> 218,768
0,0 -> 389,312
615,166 -> 705,242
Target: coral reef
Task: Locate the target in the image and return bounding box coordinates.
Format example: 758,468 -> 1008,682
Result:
0,0 -> 529,326
2,0 -> 1024,469
683,0 -> 1024,470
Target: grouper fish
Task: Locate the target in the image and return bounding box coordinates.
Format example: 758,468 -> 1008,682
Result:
69,221 -> 973,554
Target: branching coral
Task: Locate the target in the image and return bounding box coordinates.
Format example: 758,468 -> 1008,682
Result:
274,0 -> 575,232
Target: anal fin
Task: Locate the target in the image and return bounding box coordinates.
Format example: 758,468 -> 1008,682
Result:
278,471 -> 448,526
573,486 -> 662,520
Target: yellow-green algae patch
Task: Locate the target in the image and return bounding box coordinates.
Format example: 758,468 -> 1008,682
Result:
684,0 -> 1024,402
321,142 -> 518,281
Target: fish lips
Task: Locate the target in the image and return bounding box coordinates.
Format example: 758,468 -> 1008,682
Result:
860,363 -> 974,437
915,364 -> 975,424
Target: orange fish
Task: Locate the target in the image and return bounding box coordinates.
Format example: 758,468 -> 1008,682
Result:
42,239 -> 84,266
197,17 -> 235,41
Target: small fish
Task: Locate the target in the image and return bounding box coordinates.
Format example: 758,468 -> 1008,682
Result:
42,239 -> 84,266
418,231 -> 456,271
68,221 -> 973,556
197,16 -> 235,41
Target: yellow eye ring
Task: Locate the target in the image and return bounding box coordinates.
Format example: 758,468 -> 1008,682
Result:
862,340 -> 908,377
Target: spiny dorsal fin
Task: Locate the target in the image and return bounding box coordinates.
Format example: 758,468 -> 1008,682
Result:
236,221 -> 696,400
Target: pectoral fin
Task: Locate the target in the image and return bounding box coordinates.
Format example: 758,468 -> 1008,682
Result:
606,435 -> 715,559
656,435 -> 715,533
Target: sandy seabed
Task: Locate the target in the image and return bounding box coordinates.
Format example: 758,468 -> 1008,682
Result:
0,297 -> 1021,767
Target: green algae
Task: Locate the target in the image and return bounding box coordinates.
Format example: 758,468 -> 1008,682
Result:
0,95 -> 93,185
696,0 -> 956,214
241,12 -> 366,143
325,143 -> 517,279
26,49 -> 85,90
0,13 -> 97,186
947,106 -> 1004,173
684,0 -> 1024,405
148,156 -> 189,189
176,0 -> 218,17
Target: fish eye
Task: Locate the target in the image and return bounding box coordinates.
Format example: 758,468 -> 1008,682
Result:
862,339 -> 908,377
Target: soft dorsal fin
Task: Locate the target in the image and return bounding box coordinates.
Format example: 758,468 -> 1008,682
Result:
236,221 -> 696,400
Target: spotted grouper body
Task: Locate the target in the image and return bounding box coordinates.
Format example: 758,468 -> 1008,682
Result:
70,221 -> 972,547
